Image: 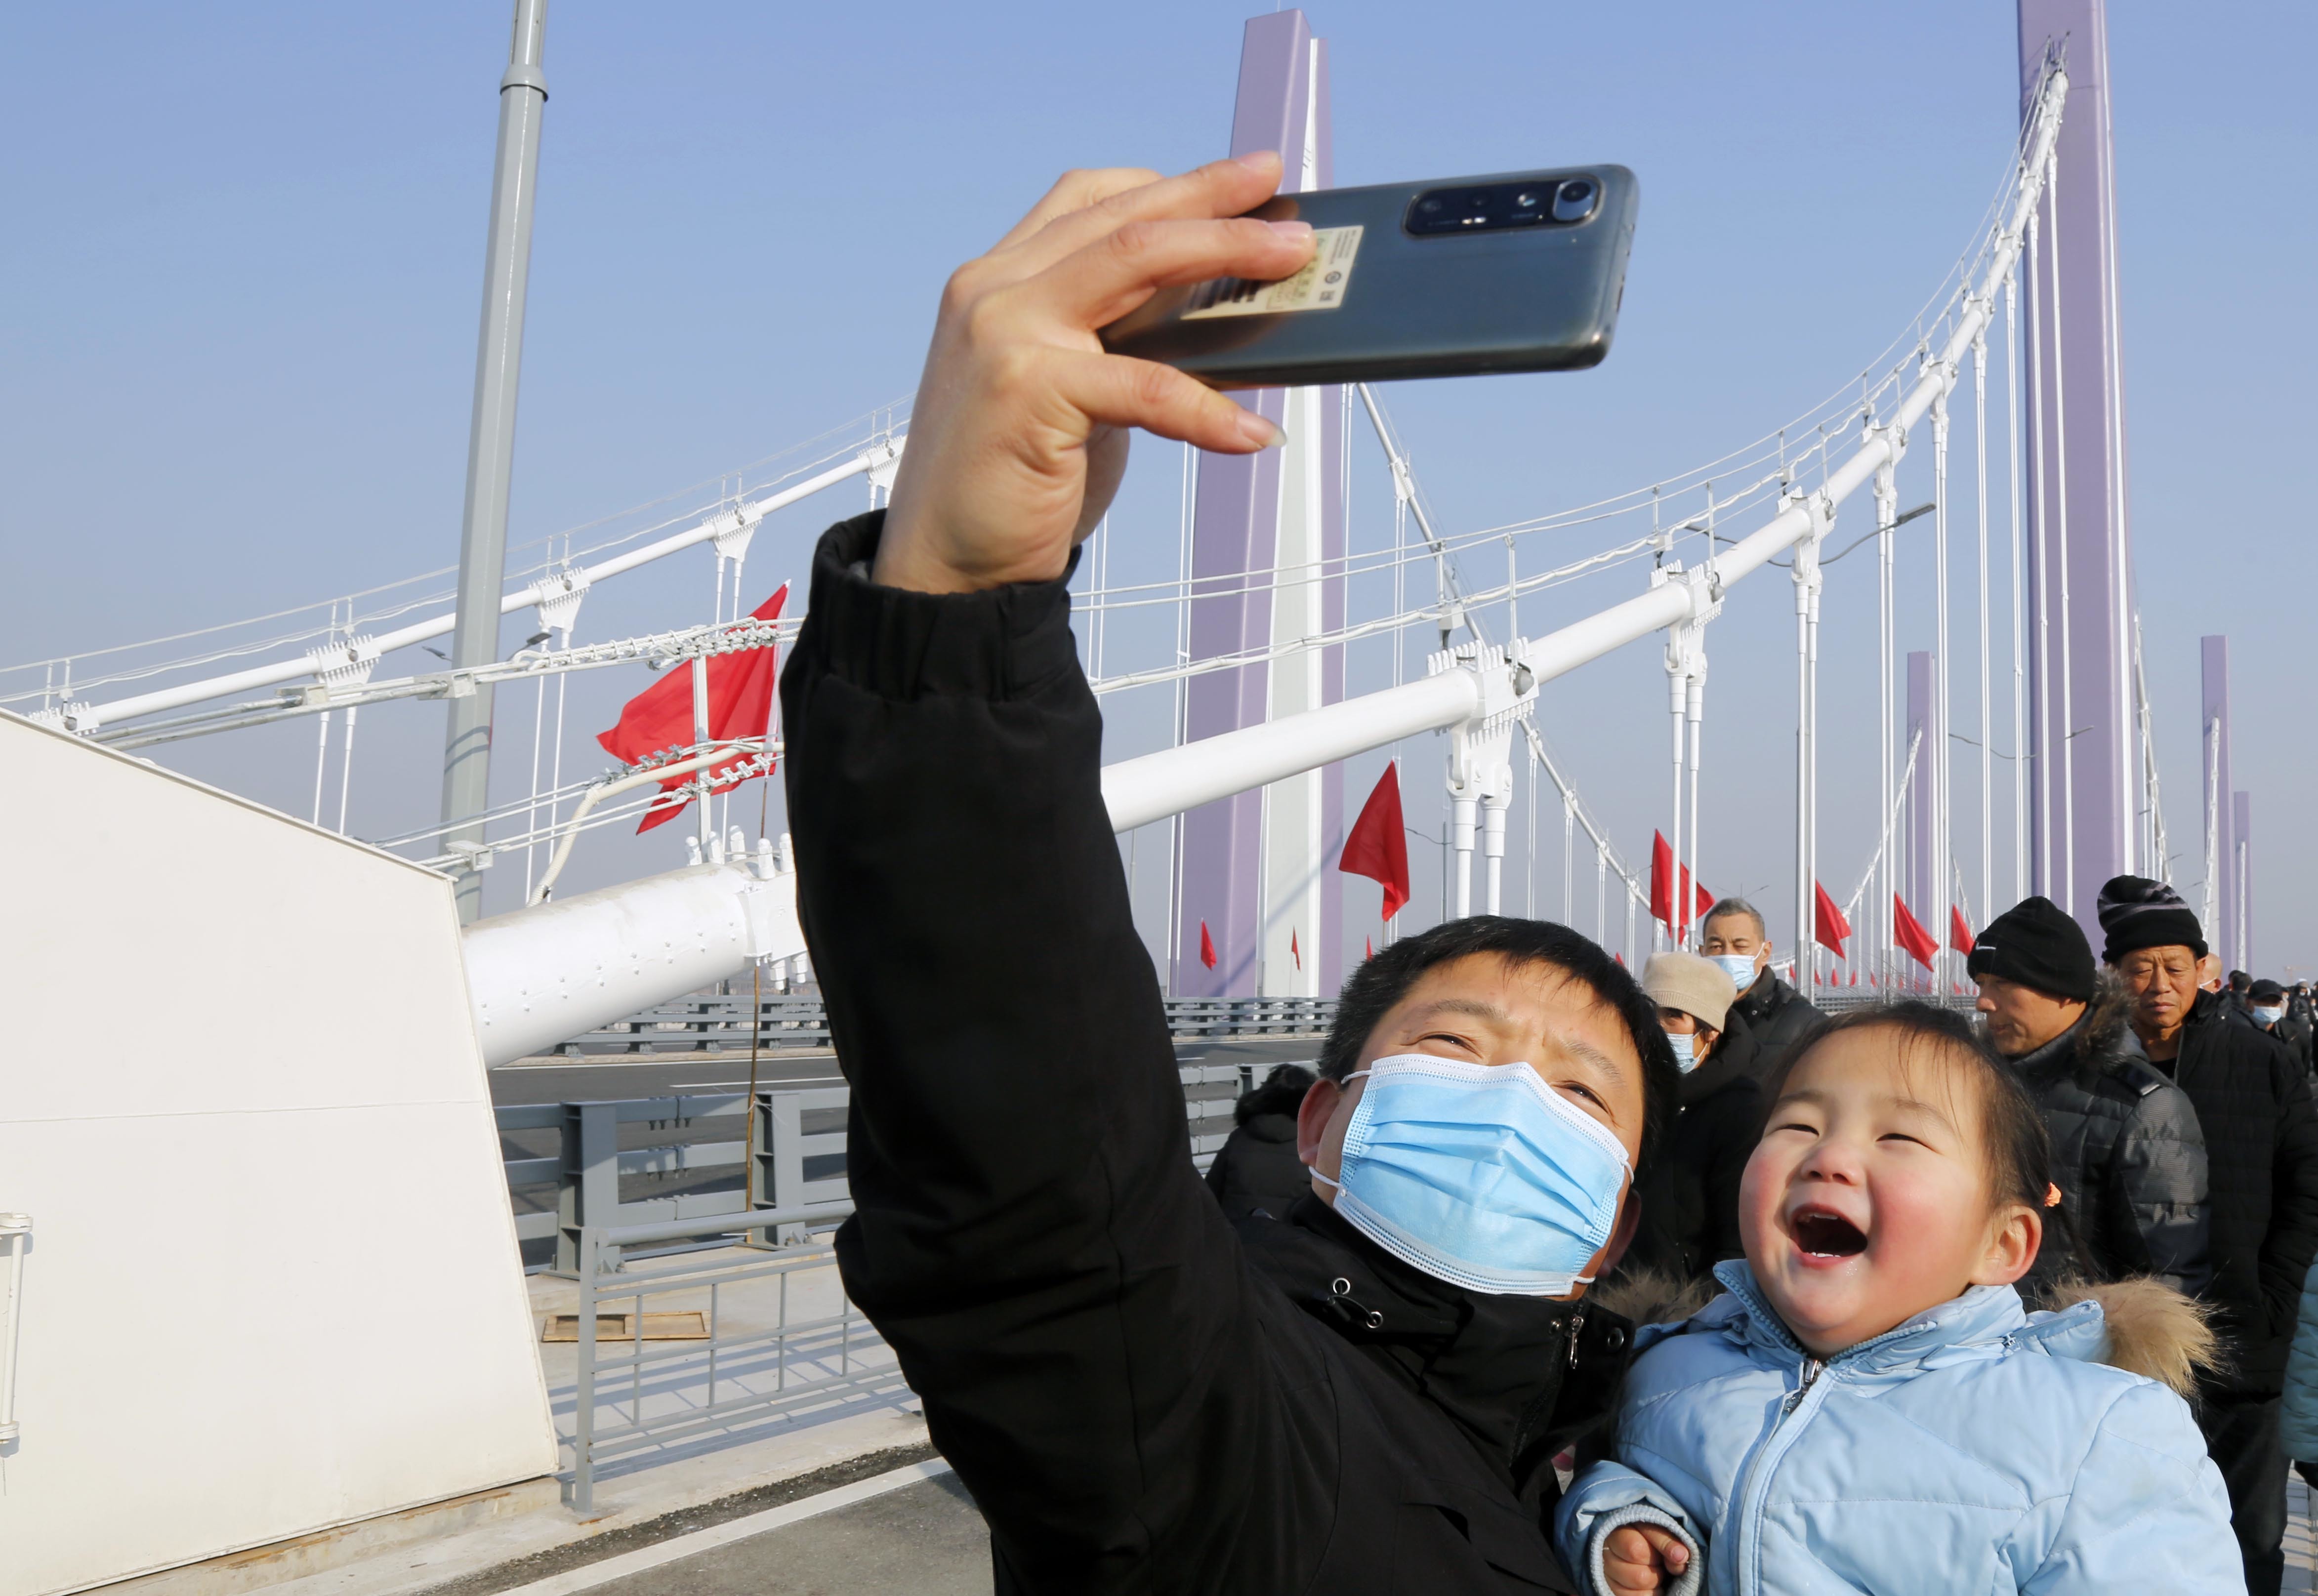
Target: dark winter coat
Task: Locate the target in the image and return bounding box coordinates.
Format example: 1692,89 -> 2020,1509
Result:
2007,982 -> 2210,1302
1203,1099 -> 1311,1222
2142,988 -> 2318,1398
1726,969 -> 1823,1086
783,511 -> 1638,1595
1625,1014 -> 1762,1285
2271,1013 -> 2315,1075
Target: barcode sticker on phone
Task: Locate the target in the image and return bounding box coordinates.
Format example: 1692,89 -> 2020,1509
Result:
1181,225 -> 1363,320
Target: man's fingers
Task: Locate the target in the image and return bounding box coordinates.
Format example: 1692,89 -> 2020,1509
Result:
1043,349 -> 1283,454
999,152 -> 1287,279
992,167 -> 1164,253
1017,214 -> 1316,331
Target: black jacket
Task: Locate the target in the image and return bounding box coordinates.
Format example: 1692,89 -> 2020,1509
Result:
2144,990 -> 2318,1398
1727,970 -> 1823,1085
1624,1016 -> 1762,1284
2007,985 -> 2210,1302
1203,1110 -> 1309,1221
784,512 -> 1631,1594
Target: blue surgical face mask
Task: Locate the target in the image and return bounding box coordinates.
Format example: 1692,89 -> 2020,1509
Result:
1664,1028 -> 1697,1072
1312,1053 -> 1630,1297
2255,1005 -> 2286,1027
1708,952 -> 1760,989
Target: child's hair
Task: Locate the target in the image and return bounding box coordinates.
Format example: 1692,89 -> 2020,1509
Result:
1768,1001 -> 2056,1222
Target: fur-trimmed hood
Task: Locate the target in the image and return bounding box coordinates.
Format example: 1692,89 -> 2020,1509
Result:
1591,1265 -> 2217,1398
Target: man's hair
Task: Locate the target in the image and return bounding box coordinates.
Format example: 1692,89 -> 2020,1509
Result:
1702,897 -> 1767,940
2230,969 -> 2251,990
1769,1002 -> 2052,1218
1319,916 -> 1679,1179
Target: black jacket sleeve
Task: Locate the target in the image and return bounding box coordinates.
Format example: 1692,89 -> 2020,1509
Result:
2107,1083 -> 2211,1297
781,513 -> 1328,1592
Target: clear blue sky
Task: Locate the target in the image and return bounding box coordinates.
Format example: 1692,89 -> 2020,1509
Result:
3,3 -> 2311,969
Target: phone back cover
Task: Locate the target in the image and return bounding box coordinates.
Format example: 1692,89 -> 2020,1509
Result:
1100,165 -> 1637,388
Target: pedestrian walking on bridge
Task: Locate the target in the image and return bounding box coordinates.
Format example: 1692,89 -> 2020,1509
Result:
1698,897 -> 1822,1085
2100,875 -> 2318,1596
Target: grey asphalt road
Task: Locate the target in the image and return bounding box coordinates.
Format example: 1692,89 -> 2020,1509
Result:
586,1475 -> 992,1596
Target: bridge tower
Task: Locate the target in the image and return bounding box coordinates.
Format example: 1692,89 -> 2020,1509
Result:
2017,0 -> 2142,932
2199,635 -> 2239,970
1172,9 -> 1347,999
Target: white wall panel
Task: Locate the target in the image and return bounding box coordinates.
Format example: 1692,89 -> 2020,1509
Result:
0,712 -> 557,1596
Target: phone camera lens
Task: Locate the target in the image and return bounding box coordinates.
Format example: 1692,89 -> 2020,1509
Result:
1550,178 -> 1599,223
1517,191 -> 1539,207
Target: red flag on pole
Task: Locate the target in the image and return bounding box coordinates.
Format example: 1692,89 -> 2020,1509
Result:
1694,880 -> 1714,923
1894,895 -> 1940,971
597,584 -> 789,832
1949,905 -> 1975,957
1650,832 -> 1675,928
1814,882 -> 1852,957
1364,937 -> 1373,962
1340,762 -> 1411,920
1199,921 -> 1218,970
1290,929 -> 1301,971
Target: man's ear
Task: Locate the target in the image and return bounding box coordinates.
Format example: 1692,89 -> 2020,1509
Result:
1973,1205 -> 2042,1287
1296,1077 -> 1341,1169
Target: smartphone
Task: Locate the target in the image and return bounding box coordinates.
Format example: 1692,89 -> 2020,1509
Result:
1099,167 -> 1636,389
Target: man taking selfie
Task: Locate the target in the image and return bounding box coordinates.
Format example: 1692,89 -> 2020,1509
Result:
781,153 -> 1681,1593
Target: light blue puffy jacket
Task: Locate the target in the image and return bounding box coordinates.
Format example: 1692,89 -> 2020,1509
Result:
1557,1260 -> 2240,1595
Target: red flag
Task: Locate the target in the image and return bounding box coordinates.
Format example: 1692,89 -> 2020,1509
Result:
1364,937 -> 1373,961
597,585 -> 789,832
1949,905 -> 1975,957
1340,763 -> 1410,920
1814,881 -> 1852,957
1199,920 -> 1218,970
1650,832 -> 1710,937
1290,929 -> 1301,971
1894,895 -> 1940,971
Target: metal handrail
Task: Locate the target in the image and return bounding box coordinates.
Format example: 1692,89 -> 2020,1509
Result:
0,1212 -> 29,1446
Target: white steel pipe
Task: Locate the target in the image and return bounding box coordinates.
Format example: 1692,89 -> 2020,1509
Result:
1100,668 -> 1478,834
462,854 -> 803,1067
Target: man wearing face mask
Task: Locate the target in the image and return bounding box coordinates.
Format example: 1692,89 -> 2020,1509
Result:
2251,980 -> 2315,1073
782,155 -> 1683,1594
1621,952 -> 1759,1286
1697,896 -> 1821,1085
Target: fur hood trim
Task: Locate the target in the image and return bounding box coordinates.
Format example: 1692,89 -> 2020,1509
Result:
1589,1266 -> 1720,1330
2072,972 -> 2137,1068
2038,1276 -> 2218,1398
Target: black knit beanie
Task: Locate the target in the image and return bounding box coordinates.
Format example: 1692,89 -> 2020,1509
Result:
1967,895 -> 2097,1003
2096,875 -> 2209,964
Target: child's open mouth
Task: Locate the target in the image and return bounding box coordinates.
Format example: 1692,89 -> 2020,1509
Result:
1790,1207 -> 1868,1258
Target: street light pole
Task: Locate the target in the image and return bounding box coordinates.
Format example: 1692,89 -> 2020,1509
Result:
441,0 -> 549,921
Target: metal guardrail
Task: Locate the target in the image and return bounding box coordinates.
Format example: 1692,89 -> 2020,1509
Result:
545,994 -> 1338,1056
563,1204 -> 886,1511
500,1059 -> 1313,1269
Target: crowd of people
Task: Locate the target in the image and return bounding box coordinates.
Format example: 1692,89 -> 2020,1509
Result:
785,155 -> 2311,1592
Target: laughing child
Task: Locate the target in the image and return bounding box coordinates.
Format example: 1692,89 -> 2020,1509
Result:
1557,1003 -> 2240,1595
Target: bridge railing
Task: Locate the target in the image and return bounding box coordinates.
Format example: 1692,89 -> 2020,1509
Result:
560,1205 -> 890,1512
540,994 -> 1338,1056
501,1058 -> 1316,1270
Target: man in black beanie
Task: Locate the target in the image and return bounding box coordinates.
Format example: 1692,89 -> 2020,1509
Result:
2100,874 -> 2318,1596
1969,895 -> 2207,1300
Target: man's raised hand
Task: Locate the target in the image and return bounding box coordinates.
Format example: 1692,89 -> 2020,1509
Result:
873,154 -> 1315,595
1601,1523 -> 1691,1595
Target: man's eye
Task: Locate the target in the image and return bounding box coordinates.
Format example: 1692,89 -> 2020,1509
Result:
1558,1081 -> 1605,1109
1419,1032 -> 1477,1053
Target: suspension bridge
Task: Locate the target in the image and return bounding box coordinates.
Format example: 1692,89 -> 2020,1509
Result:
0,3 -> 2275,1594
